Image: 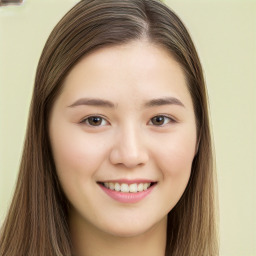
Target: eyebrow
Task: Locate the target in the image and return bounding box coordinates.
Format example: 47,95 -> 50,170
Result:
68,98 -> 116,108
144,97 -> 185,108
67,96 -> 185,108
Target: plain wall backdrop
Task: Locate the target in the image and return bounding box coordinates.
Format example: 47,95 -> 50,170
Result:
0,0 -> 255,255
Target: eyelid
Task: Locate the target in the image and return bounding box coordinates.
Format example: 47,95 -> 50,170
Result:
79,114 -> 177,127
148,114 -> 177,126
80,115 -> 110,126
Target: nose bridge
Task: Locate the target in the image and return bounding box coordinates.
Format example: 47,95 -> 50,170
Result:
109,122 -> 148,168
121,123 -> 141,154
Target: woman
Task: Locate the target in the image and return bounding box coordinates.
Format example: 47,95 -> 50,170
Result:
0,0 -> 219,255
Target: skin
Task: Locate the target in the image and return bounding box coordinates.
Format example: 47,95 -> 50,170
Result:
49,39 -> 197,256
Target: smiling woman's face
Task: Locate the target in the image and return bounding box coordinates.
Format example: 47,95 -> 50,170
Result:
49,40 -> 197,238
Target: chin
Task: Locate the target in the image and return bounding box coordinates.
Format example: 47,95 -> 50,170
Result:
105,226 -> 152,238
101,216 -> 166,239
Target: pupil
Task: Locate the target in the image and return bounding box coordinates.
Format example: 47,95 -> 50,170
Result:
89,117 -> 102,126
153,116 -> 164,125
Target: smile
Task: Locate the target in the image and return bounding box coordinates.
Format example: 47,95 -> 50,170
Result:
98,180 -> 157,203
102,182 -> 152,193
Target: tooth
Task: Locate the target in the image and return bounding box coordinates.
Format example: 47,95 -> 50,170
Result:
114,183 -> 121,191
129,183 -> 137,193
144,182 -> 151,190
109,183 -> 115,190
121,183 -> 129,193
137,183 -> 144,192
106,182 -> 153,192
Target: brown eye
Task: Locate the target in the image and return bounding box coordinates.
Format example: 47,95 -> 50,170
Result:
83,116 -> 108,126
150,115 -> 173,126
88,117 -> 102,126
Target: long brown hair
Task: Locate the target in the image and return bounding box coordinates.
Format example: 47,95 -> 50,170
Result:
0,0 -> 218,255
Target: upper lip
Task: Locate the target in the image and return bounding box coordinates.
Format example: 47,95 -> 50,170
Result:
98,179 -> 156,184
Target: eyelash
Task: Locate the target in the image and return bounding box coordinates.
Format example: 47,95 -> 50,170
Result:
148,115 -> 176,126
80,115 -> 176,127
80,115 -> 109,127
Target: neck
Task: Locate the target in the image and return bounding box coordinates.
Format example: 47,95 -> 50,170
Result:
69,213 -> 167,256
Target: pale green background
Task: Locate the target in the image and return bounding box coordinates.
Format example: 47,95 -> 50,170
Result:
0,0 -> 255,255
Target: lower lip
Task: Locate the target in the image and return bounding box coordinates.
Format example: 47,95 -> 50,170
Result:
98,183 -> 156,203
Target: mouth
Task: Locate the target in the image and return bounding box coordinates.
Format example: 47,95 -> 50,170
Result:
97,180 -> 157,203
98,181 -> 157,193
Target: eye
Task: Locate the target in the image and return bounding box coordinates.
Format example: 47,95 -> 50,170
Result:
149,115 -> 175,126
81,116 -> 109,127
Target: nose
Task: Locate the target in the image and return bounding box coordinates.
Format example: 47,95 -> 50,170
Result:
109,125 -> 149,168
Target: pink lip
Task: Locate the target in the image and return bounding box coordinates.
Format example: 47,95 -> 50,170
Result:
98,182 -> 156,204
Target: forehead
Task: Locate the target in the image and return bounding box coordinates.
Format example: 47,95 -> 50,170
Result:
58,40 -> 192,109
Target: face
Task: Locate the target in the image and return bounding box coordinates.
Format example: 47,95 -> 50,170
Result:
49,40 -> 197,238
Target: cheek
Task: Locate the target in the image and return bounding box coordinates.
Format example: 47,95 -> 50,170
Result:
154,130 -> 196,169
49,124 -> 113,210
49,123 -> 109,183
151,129 -> 196,203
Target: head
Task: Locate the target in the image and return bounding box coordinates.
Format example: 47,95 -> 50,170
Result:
0,0 -> 218,255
